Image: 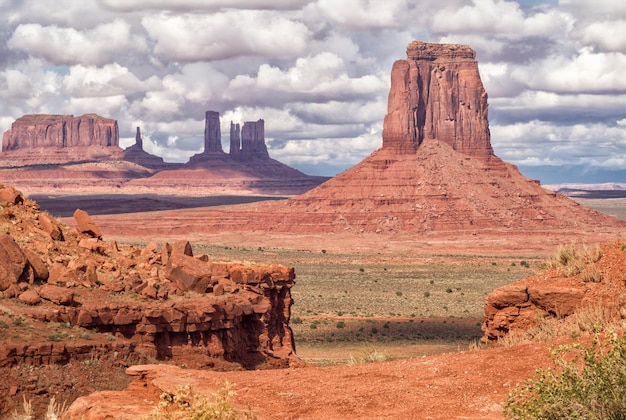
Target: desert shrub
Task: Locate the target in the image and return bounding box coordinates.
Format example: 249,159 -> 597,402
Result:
546,243 -> 603,277
146,381 -> 255,420
336,321 -> 346,329
12,396 -> 67,420
348,349 -> 393,365
445,288 -> 453,293
499,304 -> 623,347
291,317 -> 302,324
504,332 -> 626,419
581,263 -> 603,283
423,291 -> 430,298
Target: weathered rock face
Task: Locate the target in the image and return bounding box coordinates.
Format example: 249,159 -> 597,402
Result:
203,110 -> 225,154
0,183 -> 300,372
2,114 -> 119,151
230,119 -> 270,160
383,41 -> 493,160
481,241 -> 626,343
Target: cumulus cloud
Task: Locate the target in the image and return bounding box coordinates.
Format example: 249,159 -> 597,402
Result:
8,19 -> 145,66
142,11 -> 311,62
99,0 -> 311,12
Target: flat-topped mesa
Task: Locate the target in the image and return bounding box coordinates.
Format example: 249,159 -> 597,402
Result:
382,41 -> 494,160
230,119 -> 269,161
2,114 -> 119,151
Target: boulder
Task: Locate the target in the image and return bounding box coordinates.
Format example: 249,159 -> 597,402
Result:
165,254 -> 212,293
18,290 -> 41,305
0,234 -> 28,291
171,240 -> 193,257
73,209 -> 102,239
38,284 -> 74,306
0,186 -> 24,205
38,213 -> 64,241
23,249 -> 49,281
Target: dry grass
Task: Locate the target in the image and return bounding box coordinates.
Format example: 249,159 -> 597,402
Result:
498,304 -> 626,347
544,242 -> 603,278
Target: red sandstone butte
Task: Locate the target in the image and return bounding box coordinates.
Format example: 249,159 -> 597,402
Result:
94,41 -> 626,241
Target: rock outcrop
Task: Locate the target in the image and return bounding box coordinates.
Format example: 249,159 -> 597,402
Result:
121,127 -> 170,170
0,183 -> 300,372
481,241 -> 626,343
383,41 -> 493,160
230,119 -> 270,160
2,114 -> 119,151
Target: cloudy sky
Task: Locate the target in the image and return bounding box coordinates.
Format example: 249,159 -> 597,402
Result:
1,0 -> 625,184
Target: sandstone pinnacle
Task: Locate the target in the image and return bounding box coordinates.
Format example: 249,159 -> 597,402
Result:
383,41 -> 493,160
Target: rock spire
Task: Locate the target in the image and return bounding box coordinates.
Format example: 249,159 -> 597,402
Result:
203,110 -> 224,154
230,119 -> 269,160
382,41 -> 493,159
135,126 -> 143,149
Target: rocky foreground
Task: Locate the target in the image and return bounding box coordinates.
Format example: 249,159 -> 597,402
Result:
0,183 -> 301,417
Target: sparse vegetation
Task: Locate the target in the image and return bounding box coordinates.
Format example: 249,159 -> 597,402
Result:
145,381 -> 255,420
505,332 -> 626,419
12,396 -> 68,420
348,349 -> 393,365
545,242 -> 603,277
498,304 -> 626,347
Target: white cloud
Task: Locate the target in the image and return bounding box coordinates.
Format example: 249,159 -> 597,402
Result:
62,63 -> 154,97
310,0 -> 411,30
8,19 -> 145,66
98,0 -> 311,12
142,11 -> 310,62
581,20 -> 626,53
510,48 -> 626,93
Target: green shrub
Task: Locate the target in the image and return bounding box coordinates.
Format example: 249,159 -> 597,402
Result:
423,291 -> 430,298
445,288 -> 453,294
336,321 -> 345,329
395,291 -> 402,297
504,332 -> 626,419
291,317 -> 302,324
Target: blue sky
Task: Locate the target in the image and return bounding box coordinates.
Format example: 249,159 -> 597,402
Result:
1,0 -> 625,184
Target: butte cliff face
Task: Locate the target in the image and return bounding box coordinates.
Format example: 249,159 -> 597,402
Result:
2,114 -> 119,151
383,41 -> 493,159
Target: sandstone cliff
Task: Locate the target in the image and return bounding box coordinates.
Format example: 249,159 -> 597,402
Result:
2,114 -> 119,151
383,41 -> 493,159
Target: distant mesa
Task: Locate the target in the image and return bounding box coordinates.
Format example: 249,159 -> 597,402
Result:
0,111 -> 328,195
0,114 -> 124,165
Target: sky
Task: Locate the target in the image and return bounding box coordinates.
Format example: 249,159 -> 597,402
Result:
1,0 -> 625,185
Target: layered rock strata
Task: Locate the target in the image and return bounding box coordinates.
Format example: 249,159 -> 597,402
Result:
2,114 -> 119,151
0,183 -> 300,369
383,41 -> 493,159
481,241 -> 626,343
